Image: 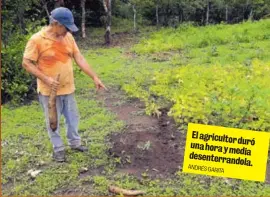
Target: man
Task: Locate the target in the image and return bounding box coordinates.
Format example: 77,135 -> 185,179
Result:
22,7 -> 107,162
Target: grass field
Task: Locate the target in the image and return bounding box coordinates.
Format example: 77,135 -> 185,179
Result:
2,19 -> 270,196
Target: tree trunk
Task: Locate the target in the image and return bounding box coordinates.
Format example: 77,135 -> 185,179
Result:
244,0 -> 250,20
181,8 -> 184,22
178,4 -> 181,23
133,5 -> 137,32
156,4 -> 159,27
248,8 -> 253,20
54,0 -> 64,8
225,4 -> 228,22
81,0 -> 86,38
103,0 -> 111,45
206,1 -> 210,25
41,0 -> 50,19
17,6 -> 25,33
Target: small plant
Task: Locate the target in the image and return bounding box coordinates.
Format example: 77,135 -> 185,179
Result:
137,141 -> 151,151
114,157 -> 122,164
141,172 -> 148,178
210,45 -> 219,57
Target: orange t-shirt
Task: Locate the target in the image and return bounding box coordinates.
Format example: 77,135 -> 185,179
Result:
23,27 -> 80,96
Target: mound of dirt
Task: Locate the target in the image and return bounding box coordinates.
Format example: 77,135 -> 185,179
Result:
95,89 -> 186,178
108,109 -> 186,178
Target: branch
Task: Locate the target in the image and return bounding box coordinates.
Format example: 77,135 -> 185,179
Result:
109,185 -> 146,196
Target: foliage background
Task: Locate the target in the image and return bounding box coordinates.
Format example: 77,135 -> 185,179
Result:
2,0 -> 270,104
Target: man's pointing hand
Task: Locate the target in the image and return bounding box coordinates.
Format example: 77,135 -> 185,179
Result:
93,76 -> 108,91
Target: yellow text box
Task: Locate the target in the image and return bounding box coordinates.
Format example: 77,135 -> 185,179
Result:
183,123 -> 270,182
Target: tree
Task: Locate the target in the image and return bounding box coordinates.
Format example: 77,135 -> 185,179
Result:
81,0 -> 86,38
248,0 -> 270,20
102,0 -> 112,45
133,4 -> 137,31
129,0 -> 142,31
41,0 -> 50,19
1,0 -> 44,103
206,0 -> 210,25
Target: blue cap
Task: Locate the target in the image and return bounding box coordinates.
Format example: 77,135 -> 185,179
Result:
51,7 -> 79,32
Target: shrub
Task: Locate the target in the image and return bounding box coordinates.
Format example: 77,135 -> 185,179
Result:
123,60 -> 270,131
1,21 -> 43,104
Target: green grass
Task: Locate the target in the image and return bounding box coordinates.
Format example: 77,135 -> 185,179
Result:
122,19 -> 270,131
2,19 -> 270,196
132,20 -> 270,55
1,83 -> 124,195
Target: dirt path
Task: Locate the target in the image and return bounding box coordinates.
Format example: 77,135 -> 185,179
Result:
96,88 -> 186,179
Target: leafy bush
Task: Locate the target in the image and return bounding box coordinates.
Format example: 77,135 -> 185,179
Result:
1,0 -> 45,104
1,22 -> 43,104
123,60 -> 270,131
132,19 -> 270,54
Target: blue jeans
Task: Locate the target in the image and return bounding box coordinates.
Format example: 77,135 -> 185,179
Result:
39,93 -> 81,152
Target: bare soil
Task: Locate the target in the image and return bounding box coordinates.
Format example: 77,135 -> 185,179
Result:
77,32 -> 141,50
96,88 -> 186,178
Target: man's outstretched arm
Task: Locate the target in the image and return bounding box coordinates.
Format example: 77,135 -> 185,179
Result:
73,52 -> 107,91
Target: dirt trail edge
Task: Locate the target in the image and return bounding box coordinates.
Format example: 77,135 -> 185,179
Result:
96,88 -> 186,179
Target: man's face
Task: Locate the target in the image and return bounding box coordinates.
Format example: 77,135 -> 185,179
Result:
55,22 -> 70,36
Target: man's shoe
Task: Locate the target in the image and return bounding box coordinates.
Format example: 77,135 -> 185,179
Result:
71,145 -> 88,152
52,150 -> 66,162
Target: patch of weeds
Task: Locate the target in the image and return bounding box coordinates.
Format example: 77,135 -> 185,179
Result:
111,100 -> 126,107
131,110 -> 145,116
93,176 -> 110,195
113,174 -> 143,191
